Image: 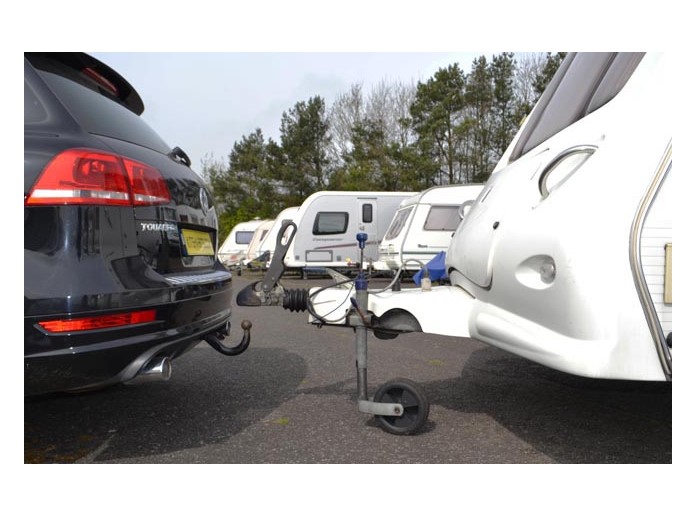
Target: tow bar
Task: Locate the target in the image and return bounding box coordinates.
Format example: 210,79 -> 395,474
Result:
237,223 -> 429,435
204,320 -> 252,356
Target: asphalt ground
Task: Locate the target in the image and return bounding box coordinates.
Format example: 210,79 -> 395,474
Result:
24,272 -> 672,465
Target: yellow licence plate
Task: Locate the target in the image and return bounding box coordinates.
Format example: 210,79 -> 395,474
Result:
181,229 -> 215,256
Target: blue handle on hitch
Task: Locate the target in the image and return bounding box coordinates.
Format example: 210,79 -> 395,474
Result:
356,232 -> 368,249
355,272 -> 368,291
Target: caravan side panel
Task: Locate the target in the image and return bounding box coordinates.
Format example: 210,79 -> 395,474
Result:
446,53 -> 671,380
285,192 -> 414,270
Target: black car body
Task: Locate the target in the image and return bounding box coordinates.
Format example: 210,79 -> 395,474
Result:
24,52 -> 242,396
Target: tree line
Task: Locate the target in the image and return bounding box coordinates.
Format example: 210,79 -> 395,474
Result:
204,52 -> 566,238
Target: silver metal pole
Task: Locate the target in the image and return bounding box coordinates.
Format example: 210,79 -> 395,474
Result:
355,286 -> 369,401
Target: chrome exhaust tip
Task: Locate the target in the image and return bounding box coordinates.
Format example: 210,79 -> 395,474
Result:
127,356 -> 172,384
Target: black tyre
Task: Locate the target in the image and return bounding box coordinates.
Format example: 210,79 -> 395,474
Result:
373,378 -> 429,435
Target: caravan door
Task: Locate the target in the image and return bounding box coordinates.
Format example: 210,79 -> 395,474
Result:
357,197 -> 377,264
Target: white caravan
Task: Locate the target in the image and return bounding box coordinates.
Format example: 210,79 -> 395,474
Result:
284,191 -> 415,273
217,218 -> 265,269
256,206 -> 300,266
241,219 -> 274,266
309,53 -> 672,382
374,184 -> 485,273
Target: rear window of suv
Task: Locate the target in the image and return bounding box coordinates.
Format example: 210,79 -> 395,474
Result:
29,58 -> 170,155
24,81 -> 48,124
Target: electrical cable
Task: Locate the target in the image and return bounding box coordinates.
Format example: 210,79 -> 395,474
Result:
368,258 -> 425,294
305,258 -> 431,323
306,277 -> 357,324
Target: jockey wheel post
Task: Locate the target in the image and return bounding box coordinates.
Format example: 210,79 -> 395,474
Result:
351,233 -> 429,435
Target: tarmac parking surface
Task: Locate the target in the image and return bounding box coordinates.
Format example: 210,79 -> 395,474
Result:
24,274 -> 672,464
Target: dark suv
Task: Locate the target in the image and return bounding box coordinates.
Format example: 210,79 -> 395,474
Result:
24,52 -> 248,396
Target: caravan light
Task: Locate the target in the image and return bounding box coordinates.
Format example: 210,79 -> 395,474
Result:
515,255 -> 557,289
540,260 -> 556,283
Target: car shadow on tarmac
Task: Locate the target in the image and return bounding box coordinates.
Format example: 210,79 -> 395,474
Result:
24,346 -> 306,463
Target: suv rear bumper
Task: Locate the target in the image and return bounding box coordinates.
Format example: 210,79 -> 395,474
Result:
24,284 -> 234,396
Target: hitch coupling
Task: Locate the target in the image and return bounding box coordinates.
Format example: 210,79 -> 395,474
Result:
237,280 -> 308,312
204,320 -> 252,356
236,219 -> 308,312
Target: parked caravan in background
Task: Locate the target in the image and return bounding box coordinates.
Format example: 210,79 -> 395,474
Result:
307,53 -> 672,382
374,184 -> 485,273
218,218 -> 265,270
256,206 -> 300,268
284,191 -> 415,274
241,219 -> 274,266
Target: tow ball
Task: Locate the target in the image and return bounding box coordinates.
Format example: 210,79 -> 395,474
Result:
204,320 -> 252,356
351,233 -> 429,435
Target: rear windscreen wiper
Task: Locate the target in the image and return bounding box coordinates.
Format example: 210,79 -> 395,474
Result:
168,146 -> 191,167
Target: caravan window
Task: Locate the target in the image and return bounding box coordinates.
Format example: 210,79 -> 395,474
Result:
362,203 -> 373,223
424,206 -> 460,231
586,53 -> 645,114
510,52 -> 644,162
384,206 -> 413,240
235,231 -> 254,245
313,212 -> 349,235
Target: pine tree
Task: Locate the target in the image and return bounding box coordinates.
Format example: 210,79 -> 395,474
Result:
534,52 -> 568,98
410,63 -> 467,185
490,52 -> 517,164
464,56 -> 494,183
276,96 -> 332,205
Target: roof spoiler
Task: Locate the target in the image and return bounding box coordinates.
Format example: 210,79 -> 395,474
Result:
25,52 -> 145,115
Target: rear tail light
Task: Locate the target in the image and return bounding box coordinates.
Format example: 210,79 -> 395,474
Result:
25,148 -> 171,206
38,309 -> 157,333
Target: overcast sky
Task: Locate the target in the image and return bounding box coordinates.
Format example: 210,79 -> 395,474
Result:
91,52 -> 482,174
79,3 -> 675,182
